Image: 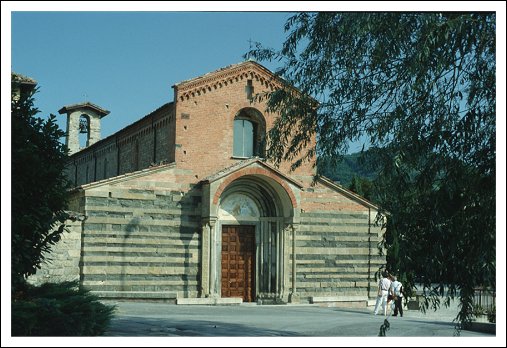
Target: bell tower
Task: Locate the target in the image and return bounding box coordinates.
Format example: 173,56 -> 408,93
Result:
58,102 -> 110,155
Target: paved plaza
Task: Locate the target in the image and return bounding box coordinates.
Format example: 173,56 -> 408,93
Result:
103,300 -> 495,338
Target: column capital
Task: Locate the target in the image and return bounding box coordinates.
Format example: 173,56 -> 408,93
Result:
201,216 -> 218,228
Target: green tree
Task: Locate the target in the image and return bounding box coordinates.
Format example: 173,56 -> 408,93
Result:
318,150 -> 378,187
247,12 -> 495,328
349,175 -> 374,202
11,83 -> 72,293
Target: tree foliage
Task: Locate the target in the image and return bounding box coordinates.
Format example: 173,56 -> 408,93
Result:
11,85 -> 72,292
247,12 -> 495,327
318,150 -> 378,187
348,175 -> 374,202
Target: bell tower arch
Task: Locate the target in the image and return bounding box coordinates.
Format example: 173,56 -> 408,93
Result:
58,102 -> 110,155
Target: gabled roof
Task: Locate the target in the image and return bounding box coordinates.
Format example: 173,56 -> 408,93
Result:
70,162 -> 176,192
202,157 -> 304,189
317,176 -> 379,210
58,102 -> 110,118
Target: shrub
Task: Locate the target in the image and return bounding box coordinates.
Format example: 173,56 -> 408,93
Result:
486,305 -> 496,323
12,281 -> 116,336
472,303 -> 484,317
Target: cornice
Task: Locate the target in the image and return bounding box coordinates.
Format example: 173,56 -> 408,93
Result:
174,61 -> 282,102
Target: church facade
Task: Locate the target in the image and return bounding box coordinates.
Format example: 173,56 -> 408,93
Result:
30,61 -> 385,306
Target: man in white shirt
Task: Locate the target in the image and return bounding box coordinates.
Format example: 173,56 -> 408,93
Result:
391,276 -> 404,317
373,271 -> 392,316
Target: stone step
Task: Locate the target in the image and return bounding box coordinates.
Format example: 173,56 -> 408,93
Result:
311,295 -> 368,303
176,297 -> 242,305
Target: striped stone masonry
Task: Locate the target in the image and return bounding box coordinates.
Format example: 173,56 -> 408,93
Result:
295,179 -> 385,302
73,165 -> 203,299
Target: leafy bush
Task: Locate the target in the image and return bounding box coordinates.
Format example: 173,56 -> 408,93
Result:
12,281 -> 116,336
486,305 -> 496,323
472,303 -> 485,317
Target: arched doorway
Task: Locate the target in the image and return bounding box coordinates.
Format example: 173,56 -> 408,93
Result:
216,175 -> 293,303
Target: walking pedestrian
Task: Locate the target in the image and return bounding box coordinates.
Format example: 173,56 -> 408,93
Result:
373,271 -> 392,316
391,276 -> 404,317
386,274 -> 396,315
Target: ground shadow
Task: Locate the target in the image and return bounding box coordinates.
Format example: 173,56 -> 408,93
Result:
105,316 -> 302,337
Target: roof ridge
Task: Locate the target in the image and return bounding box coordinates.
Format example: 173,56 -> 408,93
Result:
73,162 -> 176,191
317,175 -> 379,210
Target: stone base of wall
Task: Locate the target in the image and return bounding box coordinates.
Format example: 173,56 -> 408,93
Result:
316,301 -> 368,308
176,297 -> 242,305
311,296 -> 368,308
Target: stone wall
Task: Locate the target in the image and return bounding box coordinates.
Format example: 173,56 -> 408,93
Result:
28,215 -> 84,286
77,164 -> 202,299
290,179 -> 384,302
294,211 -> 383,301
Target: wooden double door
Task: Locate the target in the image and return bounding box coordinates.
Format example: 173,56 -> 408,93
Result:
221,225 -> 256,302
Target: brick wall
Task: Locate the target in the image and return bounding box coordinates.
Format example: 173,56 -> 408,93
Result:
66,103 -> 174,187
173,62 -> 316,184
66,62 -> 318,189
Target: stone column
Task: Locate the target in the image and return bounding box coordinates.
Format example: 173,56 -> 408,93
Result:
200,220 -> 211,298
208,219 -> 219,298
88,115 -> 101,146
288,223 -> 300,303
66,111 -> 81,155
276,221 -> 282,300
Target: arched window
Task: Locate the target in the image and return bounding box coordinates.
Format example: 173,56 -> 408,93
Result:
233,119 -> 254,157
233,108 -> 266,158
79,114 -> 91,149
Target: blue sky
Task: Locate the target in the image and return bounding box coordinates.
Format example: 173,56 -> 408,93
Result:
6,3 -> 505,154
10,11 -> 296,146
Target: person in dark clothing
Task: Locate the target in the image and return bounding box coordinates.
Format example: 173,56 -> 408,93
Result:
390,276 -> 404,317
